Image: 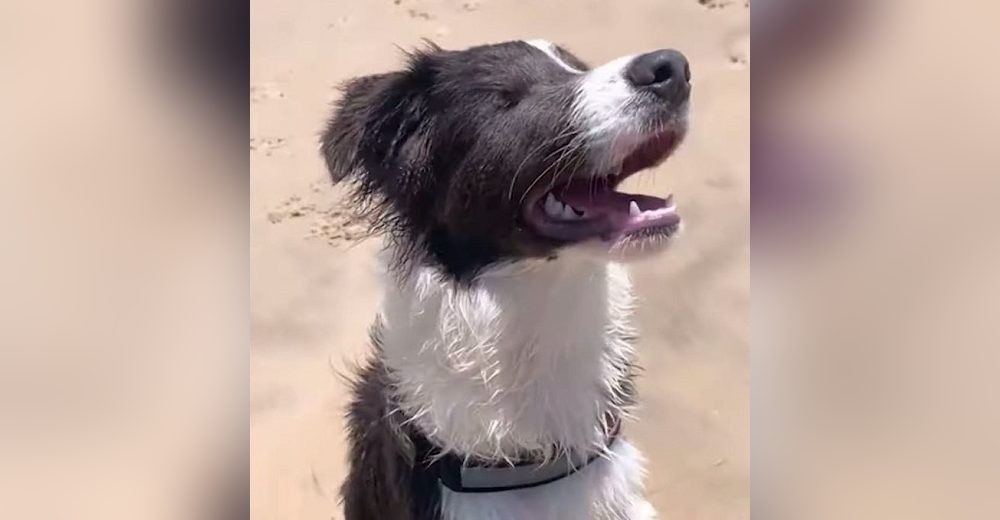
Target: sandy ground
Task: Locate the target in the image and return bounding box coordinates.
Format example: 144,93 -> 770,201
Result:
251,1 -> 749,518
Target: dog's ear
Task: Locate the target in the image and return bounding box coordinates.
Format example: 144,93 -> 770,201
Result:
320,73 -> 400,184
320,58 -> 440,242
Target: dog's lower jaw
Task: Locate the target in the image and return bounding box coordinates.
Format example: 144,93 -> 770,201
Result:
377,248 -> 656,518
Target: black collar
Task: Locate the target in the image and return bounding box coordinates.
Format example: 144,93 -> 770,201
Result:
423,416 -> 622,494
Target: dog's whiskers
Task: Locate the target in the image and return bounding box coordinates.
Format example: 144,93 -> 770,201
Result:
507,127 -> 583,203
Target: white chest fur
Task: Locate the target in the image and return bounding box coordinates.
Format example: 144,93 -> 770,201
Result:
378,254 -> 657,519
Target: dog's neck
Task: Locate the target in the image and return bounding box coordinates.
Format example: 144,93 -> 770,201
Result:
378,251 -> 637,461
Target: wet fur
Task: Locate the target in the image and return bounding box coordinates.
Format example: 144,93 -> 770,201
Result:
341,331 -> 443,520
342,257 -> 650,520
325,40 -> 681,520
321,42 -> 585,280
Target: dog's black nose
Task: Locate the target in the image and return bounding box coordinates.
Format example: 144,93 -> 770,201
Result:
625,49 -> 691,103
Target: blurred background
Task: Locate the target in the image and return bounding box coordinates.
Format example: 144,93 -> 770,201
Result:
251,1 -> 748,519
756,0 -> 1000,518
0,0 -> 245,518
10,0 -> 1000,518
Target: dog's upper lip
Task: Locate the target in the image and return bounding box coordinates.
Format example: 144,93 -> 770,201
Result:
520,129 -> 683,243
522,128 -> 680,210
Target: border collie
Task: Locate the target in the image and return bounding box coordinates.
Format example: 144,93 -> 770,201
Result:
321,39 -> 690,520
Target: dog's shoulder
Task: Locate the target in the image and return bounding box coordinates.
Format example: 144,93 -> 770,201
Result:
342,322 -> 443,520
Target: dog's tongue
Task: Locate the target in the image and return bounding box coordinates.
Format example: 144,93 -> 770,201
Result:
554,182 -> 672,219
548,180 -> 679,240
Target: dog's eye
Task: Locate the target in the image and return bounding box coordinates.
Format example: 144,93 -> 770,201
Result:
498,86 -> 526,109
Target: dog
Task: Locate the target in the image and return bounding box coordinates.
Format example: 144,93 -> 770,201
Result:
321,39 -> 690,520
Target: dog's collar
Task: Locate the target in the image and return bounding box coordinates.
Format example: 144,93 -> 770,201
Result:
427,416 -> 622,494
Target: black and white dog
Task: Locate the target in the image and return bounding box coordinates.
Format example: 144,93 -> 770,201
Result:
322,39 -> 690,520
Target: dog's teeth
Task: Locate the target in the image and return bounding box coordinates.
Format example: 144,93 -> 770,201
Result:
544,193 -> 564,218
561,204 -> 578,220
629,200 -> 641,217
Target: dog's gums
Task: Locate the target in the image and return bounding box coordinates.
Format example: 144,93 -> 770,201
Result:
523,130 -> 682,244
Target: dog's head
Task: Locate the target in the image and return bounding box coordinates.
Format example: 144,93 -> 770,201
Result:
322,40 -> 690,280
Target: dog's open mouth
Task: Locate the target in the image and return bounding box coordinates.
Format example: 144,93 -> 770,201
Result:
523,130 -> 682,243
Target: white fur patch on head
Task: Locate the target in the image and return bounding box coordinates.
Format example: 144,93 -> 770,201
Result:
524,39 -> 583,74
574,54 -> 638,140
571,52 -> 690,177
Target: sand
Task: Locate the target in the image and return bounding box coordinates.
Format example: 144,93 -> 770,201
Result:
251,1 -> 749,518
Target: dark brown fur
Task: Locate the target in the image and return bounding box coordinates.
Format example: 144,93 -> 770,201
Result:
320,41 -> 588,280
332,41 -> 661,518
341,324 -> 443,520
